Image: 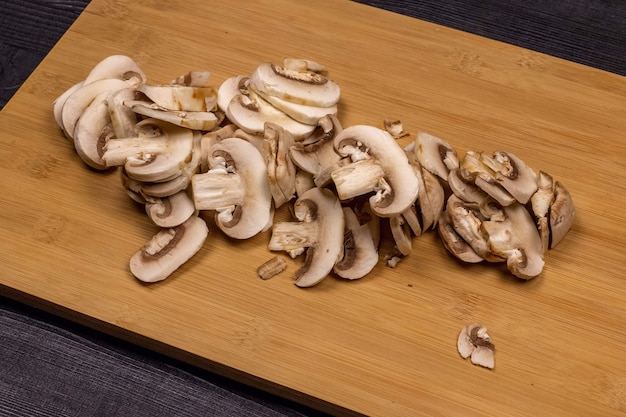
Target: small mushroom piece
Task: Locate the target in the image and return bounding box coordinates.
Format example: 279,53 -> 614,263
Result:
257,256 -> 287,280
389,214 -> 413,256
438,210 -> 484,264
129,215 -> 208,283
268,187 -> 344,287
549,181 -> 575,249
83,54 -> 146,87
137,84 -> 217,112
333,207 -> 379,280
103,118 -> 194,183
384,119 -> 409,139
414,132 -> 459,181
461,151 -> 516,206
457,323 -> 495,369
481,151 -> 538,204
289,114 -> 344,187
294,170 -> 315,197
145,190 -> 196,228
331,125 -> 420,218
530,171 -> 555,253
125,99 -> 220,131
405,142 -> 445,230
191,137 -> 272,240
263,122 -> 297,208
171,71 -> 212,87
72,90 -> 116,170
249,62 -> 340,108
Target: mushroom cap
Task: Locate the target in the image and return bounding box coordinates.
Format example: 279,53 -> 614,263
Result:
415,132 -> 459,181
333,125 -> 420,217
292,187 -> 345,287
206,137 -> 273,240
145,190 -> 196,228
84,54 -> 146,87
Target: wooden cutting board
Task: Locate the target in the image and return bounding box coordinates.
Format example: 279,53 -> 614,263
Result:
2,0 -> 626,415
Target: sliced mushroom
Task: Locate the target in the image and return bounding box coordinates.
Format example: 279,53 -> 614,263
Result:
268,187 -> 344,287
414,132 -> 459,181
530,171 -> 555,253
249,62 -> 340,108
389,214 -> 412,256
481,151 -> 538,204
191,137 -> 272,239
457,323 -> 495,369
72,90 -> 116,170
294,170 -> 315,197
103,118 -> 194,183
331,125 -> 420,217
437,210 -> 484,263
84,54 -> 146,87
289,114 -> 344,187
333,207 -> 379,280
384,119 -> 409,140
61,78 -> 130,140
145,190 -> 196,228
129,215 -> 208,283
549,181 -> 575,249
53,81 -> 84,138
217,75 -> 249,114
263,122 -> 297,208
171,70 -> 212,87
137,83 -> 217,112
107,87 -> 139,139
461,151 -> 516,206
125,99 -> 220,131
447,168 -> 488,204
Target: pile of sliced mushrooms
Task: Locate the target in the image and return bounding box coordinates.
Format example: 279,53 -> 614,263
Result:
53,55 -> 575,288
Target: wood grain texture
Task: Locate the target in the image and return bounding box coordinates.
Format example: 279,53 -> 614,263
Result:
1,0 -> 626,416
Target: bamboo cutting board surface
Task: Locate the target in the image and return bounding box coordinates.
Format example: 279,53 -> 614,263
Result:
2,1 -> 626,415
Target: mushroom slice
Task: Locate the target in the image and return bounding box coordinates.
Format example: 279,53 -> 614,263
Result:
217,75 -> 249,114
389,214 -> 412,256
418,167 -> 445,230
334,207 -> 379,280
199,124 -> 239,172
61,78 -> 130,140
171,71 -> 212,87
263,122 -> 297,208
137,84 -> 217,112
257,256 -> 287,280
251,85 -> 338,125
72,90 -> 116,170
482,151 -> 538,204
268,187 -> 344,287
53,81 -> 84,138
289,114 -> 344,187
482,202 -> 545,279
549,181 -> 575,249
384,119 -> 409,140
107,87 -> 139,139
530,171 -> 555,253
226,90 -> 316,140
145,190 -> 196,228
191,137 -> 272,240
126,99 -> 219,131
331,125 -> 420,217
438,210 -> 484,263
446,195 -> 505,263
294,170 -> 315,197
84,55 -> 146,87
129,215 -> 208,283
249,62 -> 340,108
103,118 -> 194,183
447,168 -> 488,204
414,132 -> 459,181
283,58 -> 326,73
457,323 -> 495,369
462,151 -> 516,206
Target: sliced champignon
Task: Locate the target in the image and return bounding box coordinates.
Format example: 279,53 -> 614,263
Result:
438,210 -> 484,263
171,70 -> 212,87
283,58 -> 326,73
384,119 -> 409,140
461,151 -> 516,206
253,90 -> 338,125
414,132 -> 459,181
405,143 -> 445,230
289,114 -> 344,187
481,150 -> 538,204
137,83 -> 217,112
263,122 -> 297,208
457,323 -> 495,369
331,125 -> 420,218
145,190 -> 196,228
129,215 -> 208,283
268,187 -> 344,287
447,168 -> 489,204
83,54 -> 146,87
107,87 -> 139,139
102,118 -> 194,183
549,181 -> 575,249
530,171 -> 555,253
226,90 -> 317,140
389,214 -> 413,256
482,201 -> 545,279
217,75 -> 249,114
53,81 -> 84,139
61,78 -> 130,140
294,170 -> 316,197
249,62 -> 340,108
191,137 -> 272,240
125,99 -> 220,131
333,206 -> 379,280
72,90 -> 116,170
257,256 -> 287,280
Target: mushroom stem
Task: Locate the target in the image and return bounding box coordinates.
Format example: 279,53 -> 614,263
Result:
103,136 -> 169,167
331,159 -> 386,201
268,222 -> 319,253
191,171 -> 245,210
